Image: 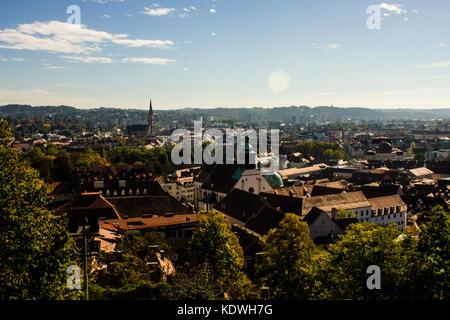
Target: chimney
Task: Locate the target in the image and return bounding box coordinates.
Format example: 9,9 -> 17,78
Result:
331,207 -> 338,220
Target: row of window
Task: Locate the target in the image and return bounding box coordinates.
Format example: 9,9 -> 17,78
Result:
98,189 -> 151,196
353,207 -> 403,217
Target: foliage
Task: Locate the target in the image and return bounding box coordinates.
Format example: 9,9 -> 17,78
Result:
321,223 -> 418,300
0,119 -> 13,145
72,148 -> 110,169
189,211 -> 257,299
0,122 -> 79,300
337,207 -> 357,219
107,146 -> 171,174
415,205 -> 450,299
91,232 -> 175,299
255,213 -> 321,299
296,141 -> 347,160
414,152 -> 426,162
160,264 -> 220,300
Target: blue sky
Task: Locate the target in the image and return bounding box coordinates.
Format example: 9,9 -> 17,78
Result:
0,0 -> 449,110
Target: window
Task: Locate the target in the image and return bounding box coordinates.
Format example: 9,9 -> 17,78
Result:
94,181 -> 104,188
165,231 -> 177,239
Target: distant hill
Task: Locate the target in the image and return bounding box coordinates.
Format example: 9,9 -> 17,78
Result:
1,104 -> 449,125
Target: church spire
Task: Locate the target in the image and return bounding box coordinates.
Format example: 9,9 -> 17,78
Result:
147,98 -> 155,137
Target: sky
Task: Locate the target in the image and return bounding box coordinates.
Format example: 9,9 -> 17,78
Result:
0,0 -> 449,110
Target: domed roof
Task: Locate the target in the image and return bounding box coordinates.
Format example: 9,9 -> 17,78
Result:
264,173 -> 284,188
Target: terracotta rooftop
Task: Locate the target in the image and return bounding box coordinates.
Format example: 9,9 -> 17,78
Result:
101,213 -> 198,232
106,195 -> 194,219
301,191 -> 370,214
367,195 -> 406,211
215,189 -> 285,236
54,193 -> 120,219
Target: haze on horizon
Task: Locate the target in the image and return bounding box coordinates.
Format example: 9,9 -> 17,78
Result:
0,0 -> 449,110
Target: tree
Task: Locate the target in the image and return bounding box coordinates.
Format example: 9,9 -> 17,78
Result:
337,207 -> 357,219
322,223 -> 417,300
415,205 -> 450,299
52,150 -> 73,181
189,211 -> 256,299
91,232 -> 173,300
22,147 -> 55,181
161,264 -> 220,300
0,119 -> 13,146
255,213 -> 321,299
72,148 -> 110,169
0,124 -> 78,300
414,153 -> 425,162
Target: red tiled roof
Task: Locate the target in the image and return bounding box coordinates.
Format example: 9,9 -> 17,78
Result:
101,214 -> 197,231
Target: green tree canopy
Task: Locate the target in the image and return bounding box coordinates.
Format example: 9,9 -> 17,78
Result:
255,213 -> 321,299
189,211 -> 256,299
0,123 -> 78,300
91,232 -> 173,300
322,223 -> 417,300
415,205 -> 450,299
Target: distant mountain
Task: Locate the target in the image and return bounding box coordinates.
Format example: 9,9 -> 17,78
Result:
1,104 -> 449,125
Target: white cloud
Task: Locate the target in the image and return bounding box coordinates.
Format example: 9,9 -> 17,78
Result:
112,38 -> 173,48
57,55 -> 174,65
100,14 -> 111,19
183,6 -> 196,12
209,8 -> 216,13
210,32 -> 217,36
268,70 -> 291,93
141,7 -> 175,16
44,65 -> 65,70
0,21 -> 174,54
310,42 -> 341,49
180,6 -> 197,17
379,3 -> 407,15
122,57 -> 174,65
420,61 -> 450,68
0,57 -> 27,62
60,55 -> 113,63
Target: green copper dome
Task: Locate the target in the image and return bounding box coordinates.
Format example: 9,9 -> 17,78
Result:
264,172 -> 284,188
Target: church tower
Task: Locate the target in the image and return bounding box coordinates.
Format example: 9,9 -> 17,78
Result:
147,99 -> 155,137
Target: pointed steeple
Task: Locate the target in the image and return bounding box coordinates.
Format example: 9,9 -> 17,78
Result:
147,98 -> 155,137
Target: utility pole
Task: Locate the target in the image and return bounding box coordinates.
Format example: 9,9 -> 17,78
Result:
82,216 -> 89,300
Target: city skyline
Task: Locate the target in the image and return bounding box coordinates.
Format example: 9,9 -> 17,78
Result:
0,0 -> 450,110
